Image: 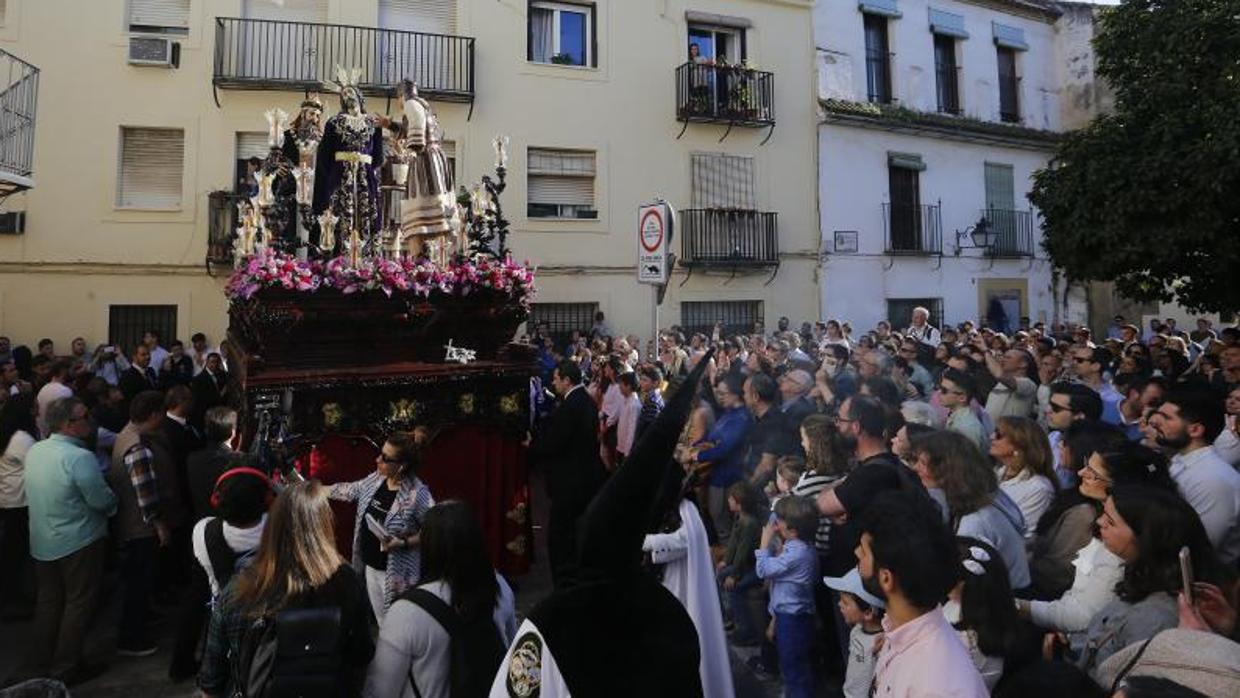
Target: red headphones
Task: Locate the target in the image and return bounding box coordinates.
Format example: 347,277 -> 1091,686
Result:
210,467 -> 276,510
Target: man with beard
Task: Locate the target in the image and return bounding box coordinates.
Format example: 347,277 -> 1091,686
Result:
1153,385 -> 1240,565
857,490 -> 987,697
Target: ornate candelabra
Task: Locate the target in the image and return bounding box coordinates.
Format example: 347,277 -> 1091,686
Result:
463,135 -> 512,260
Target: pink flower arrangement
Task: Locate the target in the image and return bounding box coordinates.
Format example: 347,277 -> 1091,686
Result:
226,251 -> 536,308
225,249 -> 322,300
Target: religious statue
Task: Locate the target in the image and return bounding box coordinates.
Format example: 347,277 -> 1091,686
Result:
397,79 -> 462,257
285,95 -> 325,250
314,67 -> 385,258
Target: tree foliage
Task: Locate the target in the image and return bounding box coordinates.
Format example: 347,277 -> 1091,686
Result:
1029,0 -> 1240,314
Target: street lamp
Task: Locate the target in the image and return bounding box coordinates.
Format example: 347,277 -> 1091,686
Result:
955,216 -> 994,254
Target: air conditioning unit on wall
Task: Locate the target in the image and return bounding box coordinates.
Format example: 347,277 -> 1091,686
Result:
128,36 -> 181,68
0,211 -> 27,235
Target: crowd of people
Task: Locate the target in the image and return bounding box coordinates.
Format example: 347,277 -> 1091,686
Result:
0,331 -> 517,698
0,306 -> 1237,697
525,308 -> 1240,697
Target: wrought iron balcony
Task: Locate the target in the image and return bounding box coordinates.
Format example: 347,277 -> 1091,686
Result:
679,209 -> 778,268
676,62 -> 775,128
207,190 -> 245,268
0,49 -> 39,198
213,17 -> 474,103
983,208 -> 1035,257
883,202 -> 943,255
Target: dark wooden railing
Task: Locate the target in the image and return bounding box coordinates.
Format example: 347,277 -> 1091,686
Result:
213,17 -> 474,102
983,208 -> 1035,257
680,209 -> 778,267
675,63 -> 775,127
883,202 -> 943,255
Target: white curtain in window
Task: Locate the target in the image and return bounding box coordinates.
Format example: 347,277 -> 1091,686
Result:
530,7 -> 553,62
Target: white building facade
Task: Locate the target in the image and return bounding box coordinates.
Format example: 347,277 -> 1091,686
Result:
815,0 -> 1064,334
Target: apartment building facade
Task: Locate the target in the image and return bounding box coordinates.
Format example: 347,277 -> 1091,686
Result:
815,0 -> 1064,333
0,0 -> 819,353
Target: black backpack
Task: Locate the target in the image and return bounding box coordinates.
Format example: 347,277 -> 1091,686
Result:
402,588 -> 505,698
231,605 -> 343,698
204,518 -> 257,595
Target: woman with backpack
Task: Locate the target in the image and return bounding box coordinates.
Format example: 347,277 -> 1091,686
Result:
197,480 -> 375,698
330,431 -> 435,621
364,500 -> 516,698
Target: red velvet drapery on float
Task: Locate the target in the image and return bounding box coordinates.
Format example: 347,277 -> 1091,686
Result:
297,427 -> 530,575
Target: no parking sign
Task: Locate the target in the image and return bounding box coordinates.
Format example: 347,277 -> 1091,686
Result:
637,202 -> 675,285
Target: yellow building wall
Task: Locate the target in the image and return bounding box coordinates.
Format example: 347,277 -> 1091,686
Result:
0,0 -> 818,349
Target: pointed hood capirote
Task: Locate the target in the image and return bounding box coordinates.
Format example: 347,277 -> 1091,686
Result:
518,350 -> 713,697
575,348 -> 714,579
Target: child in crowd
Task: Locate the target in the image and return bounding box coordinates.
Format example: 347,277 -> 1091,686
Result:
766,457 -> 806,521
716,480 -> 765,645
613,372 -> 642,465
947,537 -> 1033,690
755,495 -> 820,698
823,568 -> 886,698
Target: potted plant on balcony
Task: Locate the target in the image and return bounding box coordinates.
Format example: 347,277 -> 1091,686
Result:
550,53 -> 575,65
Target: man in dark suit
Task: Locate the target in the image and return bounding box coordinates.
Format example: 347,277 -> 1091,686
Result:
119,344 -> 159,408
190,353 -> 229,430
529,359 -> 606,587
170,405 -> 249,680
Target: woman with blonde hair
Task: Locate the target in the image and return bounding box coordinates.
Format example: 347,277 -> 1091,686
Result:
198,481 -> 374,698
990,416 -> 1057,540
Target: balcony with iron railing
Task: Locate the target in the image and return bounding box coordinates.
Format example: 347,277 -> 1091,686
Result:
679,209 -> 779,268
883,202 -> 942,255
675,62 -> 775,128
207,190 -> 246,268
213,17 -> 475,103
0,48 -> 39,198
982,208 -> 1035,257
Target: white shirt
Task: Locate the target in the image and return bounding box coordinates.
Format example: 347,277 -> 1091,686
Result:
191,515 -> 266,596
996,467 -> 1056,540
0,430 -> 36,508
35,381 -> 74,437
1170,445 -> 1240,565
1029,537 -> 1124,633
905,323 -> 941,347
614,393 -> 642,457
1214,423 -> 1240,467
599,382 -> 624,427
843,625 -> 880,698
985,377 -> 1038,423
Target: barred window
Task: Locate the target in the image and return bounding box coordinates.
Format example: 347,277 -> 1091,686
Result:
529,302 -> 598,346
681,300 -> 763,338
109,304 -> 178,356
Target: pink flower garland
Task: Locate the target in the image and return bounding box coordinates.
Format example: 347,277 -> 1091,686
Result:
226,250 -> 536,309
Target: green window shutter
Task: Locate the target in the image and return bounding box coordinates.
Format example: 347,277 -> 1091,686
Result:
984,162 -> 1014,211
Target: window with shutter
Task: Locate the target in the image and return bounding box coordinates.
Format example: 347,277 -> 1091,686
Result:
117,127 -> 185,210
129,0 -> 190,33
379,0 -> 457,34
233,132 -> 268,194
691,153 -> 755,210
527,148 -> 597,219
243,0 -> 327,22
